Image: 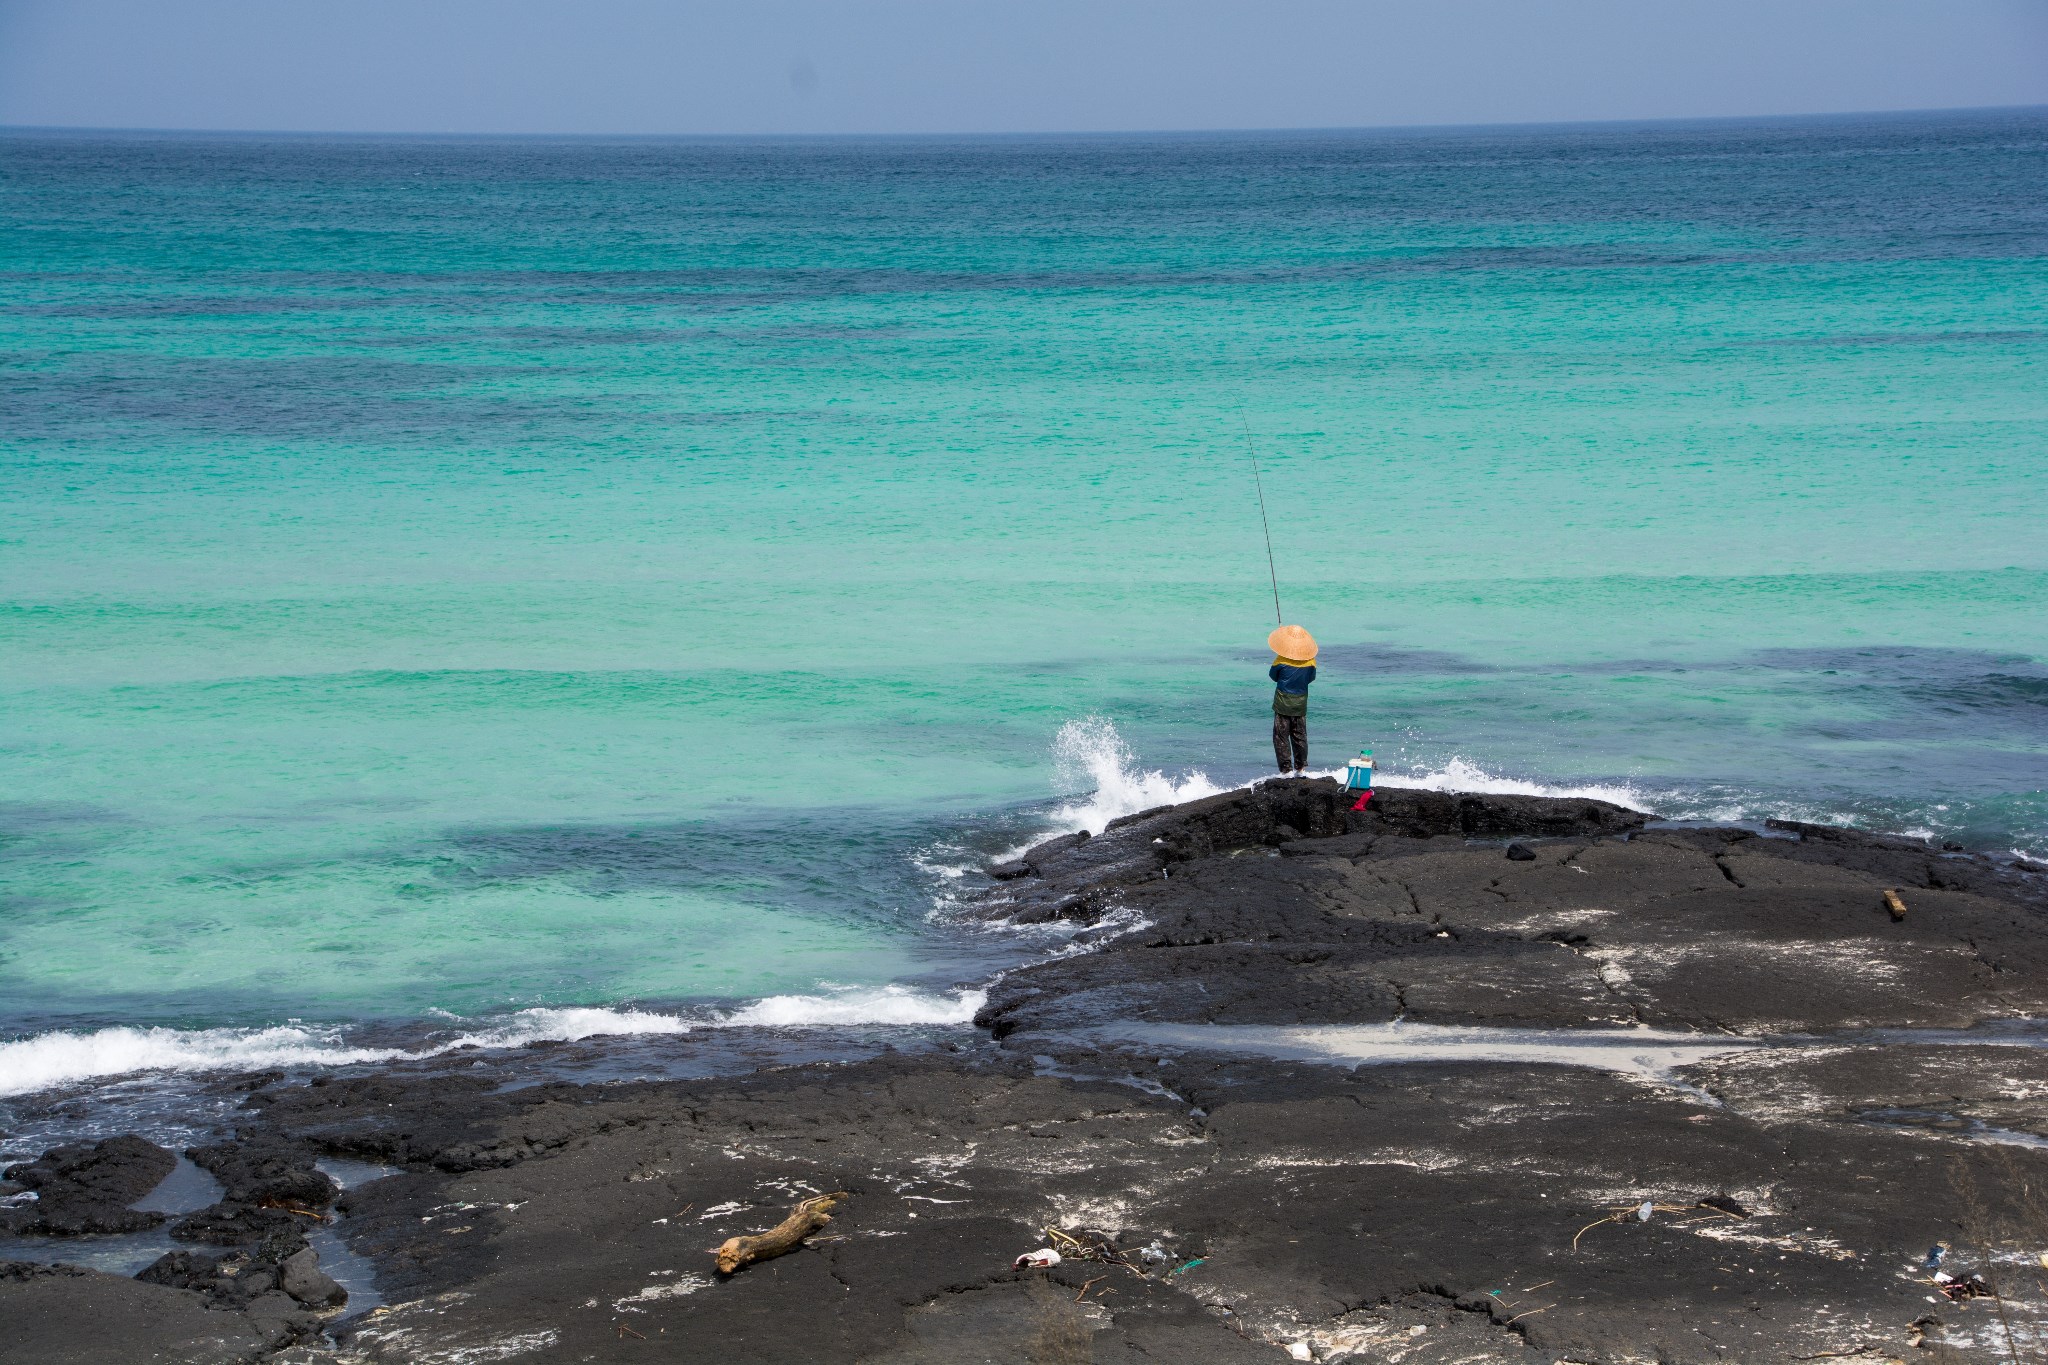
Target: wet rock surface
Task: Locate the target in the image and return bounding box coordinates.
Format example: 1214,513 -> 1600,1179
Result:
5,782 -> 2047,1363
0,1135 -> 175,1236
0,1127 -> 347,1358
160,1134 -> 341,1256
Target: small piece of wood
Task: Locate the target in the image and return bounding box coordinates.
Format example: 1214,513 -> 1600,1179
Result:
1883,889 -> 1908,921
713,1192 -> 849,1275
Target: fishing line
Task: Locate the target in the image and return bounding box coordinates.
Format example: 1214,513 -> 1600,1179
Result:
1238,410 -> 1283,625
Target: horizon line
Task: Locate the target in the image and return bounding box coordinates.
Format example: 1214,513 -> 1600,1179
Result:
4,101 -> 2044,144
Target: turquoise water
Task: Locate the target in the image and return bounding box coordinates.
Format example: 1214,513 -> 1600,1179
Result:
3,111 -> 2045,1088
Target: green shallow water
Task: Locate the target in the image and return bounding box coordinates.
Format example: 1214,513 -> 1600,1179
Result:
2,112 -> 2046,1056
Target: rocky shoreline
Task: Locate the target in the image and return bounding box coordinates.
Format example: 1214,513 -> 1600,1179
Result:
6,779 -> 2048,1363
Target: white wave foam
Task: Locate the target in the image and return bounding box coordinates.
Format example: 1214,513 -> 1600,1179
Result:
1374,757 -> 1652,812
459,1007 -> 696,1048
718,984 -> 985,1028
0,1025 -> 416,1099
0,988 -> 984,1099
1047,717 -> 1222,836
1044,724 -> 1654,834
1040,904 -> 1155,961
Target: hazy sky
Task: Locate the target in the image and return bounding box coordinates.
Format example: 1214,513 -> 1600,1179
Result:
2,0 -> 2045,136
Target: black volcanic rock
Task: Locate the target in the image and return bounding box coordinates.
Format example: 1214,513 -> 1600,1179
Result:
183,1036 -> 2048,1364
168,1200 -> 306,1249
187,1138 -> 337,1211
979,779 -> 1647,926
0,1135 -> 174,1236
975,794 -> 2048,1038
5,786 -> 2046,1363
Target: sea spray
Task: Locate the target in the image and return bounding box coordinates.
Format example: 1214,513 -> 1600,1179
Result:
1047,721 -> 1649,828
1048,717 -> 1222,836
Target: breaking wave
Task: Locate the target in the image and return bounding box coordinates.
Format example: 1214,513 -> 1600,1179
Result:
1371,757 -> 1654,812
1040,722 -> 1661,842
721,984 -> 985,1028
1047,717 -> 1222,835
0,987 -> 986,1098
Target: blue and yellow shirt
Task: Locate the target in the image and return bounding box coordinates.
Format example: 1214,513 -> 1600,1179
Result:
1269,659 -> 1316,717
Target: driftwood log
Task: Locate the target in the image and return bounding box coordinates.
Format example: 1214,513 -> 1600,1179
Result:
713,1192 -> 849,1275
1884,888 -> 1909,921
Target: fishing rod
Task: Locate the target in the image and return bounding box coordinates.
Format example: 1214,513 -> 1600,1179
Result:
1239,411 -> 1283,625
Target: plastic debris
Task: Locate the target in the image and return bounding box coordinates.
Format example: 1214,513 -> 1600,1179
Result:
1940,1273 -> 1992,1302
1044,1226 -> 1128,1267
1574,1197 -> 1744,1251
1168,1257 -> 1206,1276
1013,1248 -> 1062,1270
1037,1225 -> 1193,1278
1923,1243 -> 1947,1270
1286,1344 -> 1313,1361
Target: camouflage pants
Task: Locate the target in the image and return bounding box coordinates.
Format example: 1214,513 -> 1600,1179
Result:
1272,713 -> 1307,772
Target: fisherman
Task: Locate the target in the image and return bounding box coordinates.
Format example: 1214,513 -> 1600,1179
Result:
1267,624 -> 1317,778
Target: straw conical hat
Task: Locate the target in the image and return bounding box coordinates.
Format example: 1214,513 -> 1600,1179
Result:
1268,624 -> 1317,663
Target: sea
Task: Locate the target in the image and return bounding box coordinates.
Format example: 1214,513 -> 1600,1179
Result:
2,109 -> 2045,1120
